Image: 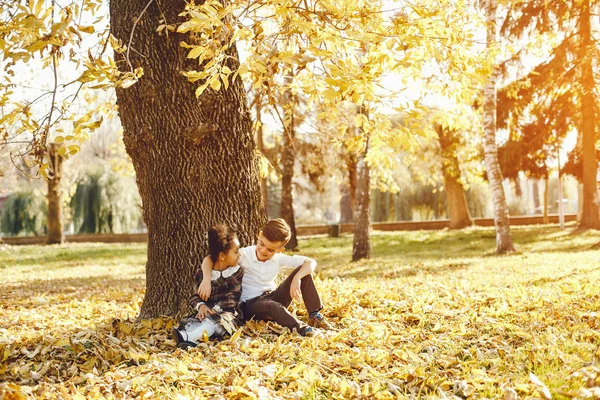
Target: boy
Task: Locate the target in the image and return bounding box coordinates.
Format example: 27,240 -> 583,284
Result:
198,219 -> 331,336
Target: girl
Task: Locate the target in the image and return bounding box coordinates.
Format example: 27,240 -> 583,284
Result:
173,224 -> 244,349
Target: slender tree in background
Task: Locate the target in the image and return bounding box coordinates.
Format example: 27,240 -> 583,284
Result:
482,0 -> 515,253
352,110 -> 371,261
280,73 -> 299,250
435,124 -> 473,229
340,151 -> 358,224
110,0 -> 265,318
46,143 -> 64,245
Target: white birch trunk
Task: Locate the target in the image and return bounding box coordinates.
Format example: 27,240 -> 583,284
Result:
483,0 -> 515,253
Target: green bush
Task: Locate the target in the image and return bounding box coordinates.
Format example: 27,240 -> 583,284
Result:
1,191 -> 47,236
70,163 -> 142,234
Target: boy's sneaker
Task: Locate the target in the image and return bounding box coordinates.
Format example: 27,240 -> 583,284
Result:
300,326 -> 317,337
308,313 -> 333,330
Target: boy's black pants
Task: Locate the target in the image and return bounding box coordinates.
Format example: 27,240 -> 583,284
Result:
241,266 -> 322,334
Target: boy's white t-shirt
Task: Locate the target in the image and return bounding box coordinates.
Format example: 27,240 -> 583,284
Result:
239,245 -> 306,302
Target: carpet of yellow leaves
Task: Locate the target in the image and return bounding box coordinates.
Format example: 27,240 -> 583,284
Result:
1,226 -> 599,399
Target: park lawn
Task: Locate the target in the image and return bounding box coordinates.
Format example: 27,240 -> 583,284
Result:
1,224 -> 599,399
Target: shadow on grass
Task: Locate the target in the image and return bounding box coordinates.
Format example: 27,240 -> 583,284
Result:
308,225 -> 599,272
0,245 -> 146,269
1,275 -> 145,304
323,260 -> 472,280
527,266 -> 600,287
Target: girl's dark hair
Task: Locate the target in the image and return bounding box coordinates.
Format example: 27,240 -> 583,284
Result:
207,224 -> 237,263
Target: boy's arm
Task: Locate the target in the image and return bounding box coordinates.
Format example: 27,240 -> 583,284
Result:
289,258 -> 317,300
198,256 -> 215,300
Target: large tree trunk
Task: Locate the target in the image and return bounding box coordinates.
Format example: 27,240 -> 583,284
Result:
352,135 -> 370,261
46,143 -> 64,245
110,0 -> 266,319
483,0 -> 515,253
255,96 -> 269,216
435,125 -> 473,229
280,74 -> 298,250
578,0 -> 600,229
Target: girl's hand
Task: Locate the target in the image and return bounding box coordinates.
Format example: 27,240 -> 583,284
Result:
198,279 -> 212,300
196,304 -> 216,320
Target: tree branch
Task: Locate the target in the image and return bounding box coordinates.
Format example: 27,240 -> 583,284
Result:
126,0 -> 154,72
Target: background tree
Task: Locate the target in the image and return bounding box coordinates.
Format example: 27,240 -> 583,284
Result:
278,72 -> 299,250
352,108 -> 371,261
435,123 -> 473,228
46,143 -> 63,244
499,0 -> 600,229
482,0 -> 515,253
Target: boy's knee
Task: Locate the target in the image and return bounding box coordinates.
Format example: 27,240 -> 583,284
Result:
299,274 -> 315,285
265,300 -> 285,312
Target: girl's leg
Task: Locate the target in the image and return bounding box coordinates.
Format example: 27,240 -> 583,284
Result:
181,318 -> 225,342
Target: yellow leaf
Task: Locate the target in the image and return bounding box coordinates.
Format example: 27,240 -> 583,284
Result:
209,77 -> 221,91
119,322 -> 133,335
79,25 -> 95,34
324,89 -> 338,101
229,328 -> 243,342
25,40 -> 47,53
68,145 -> 80,155
187,46 -> 203,59
80,356 -> 97,372
195,82 -> 209,97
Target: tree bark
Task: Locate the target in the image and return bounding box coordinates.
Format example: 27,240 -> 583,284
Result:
352,135 -> 370,261
280,74 -> 298,250
513,177 -> 522,197
483,0 -> 515,253
372,189 -> 382,222
578,0 -> 600,229
577,131 -> 584,222
532,178 -> 541,214
435,125 -> 473,229
110,0 -> 266,319
255,96 -> 269,217
543,175 -> 549,224
339,152 -> 358,223
339,184 -> 353,223
46,143 -> 64,245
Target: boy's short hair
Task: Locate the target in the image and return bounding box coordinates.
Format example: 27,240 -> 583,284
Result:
262,218 -> 291,244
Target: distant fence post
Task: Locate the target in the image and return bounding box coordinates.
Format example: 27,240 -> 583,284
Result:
328,224 -> 341,238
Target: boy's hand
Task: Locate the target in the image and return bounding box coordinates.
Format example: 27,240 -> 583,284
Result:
196,304 -> 216,320
290,277 -> 302,300
198,279 -> 212,300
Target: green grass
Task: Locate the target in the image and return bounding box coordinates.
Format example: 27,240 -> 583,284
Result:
1,224 -> 599,399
